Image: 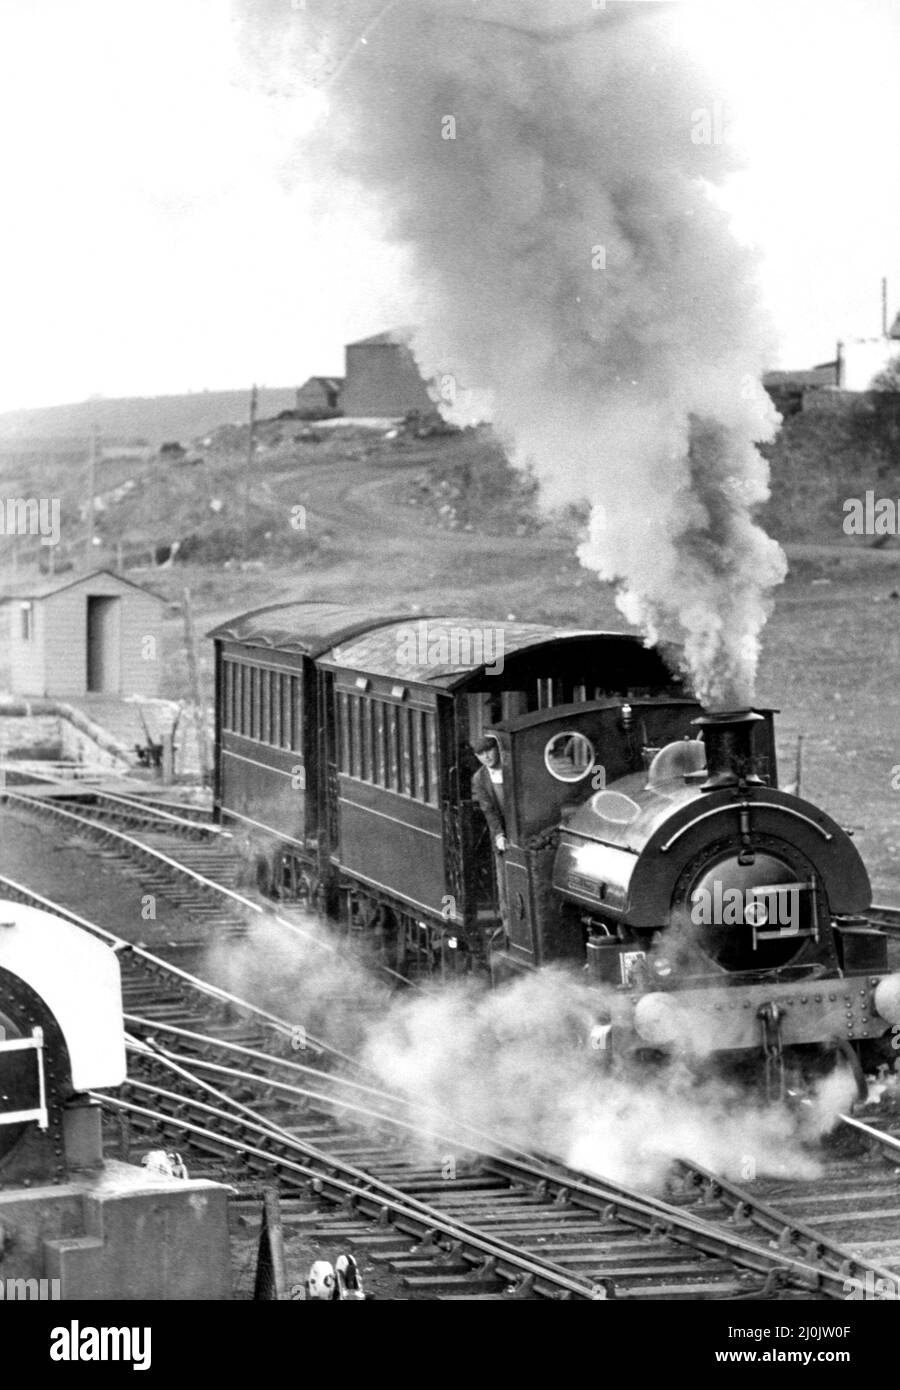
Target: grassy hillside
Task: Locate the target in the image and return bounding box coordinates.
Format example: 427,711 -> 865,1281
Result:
760,398 -> 900,545
0,388 -> 298,449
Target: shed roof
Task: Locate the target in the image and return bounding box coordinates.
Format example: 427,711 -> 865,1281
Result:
0,567 -> 167,604
299,376 -> 344,391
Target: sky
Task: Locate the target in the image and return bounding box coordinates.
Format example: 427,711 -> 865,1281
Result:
0,0 -> 898,413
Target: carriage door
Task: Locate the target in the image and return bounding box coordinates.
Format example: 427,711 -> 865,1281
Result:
317,668 -> 340,870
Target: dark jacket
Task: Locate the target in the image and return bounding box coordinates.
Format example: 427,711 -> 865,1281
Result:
472,764 -> 506,843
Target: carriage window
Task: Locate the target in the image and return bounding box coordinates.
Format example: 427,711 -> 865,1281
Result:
386,704 -> 400,792
426,713 -> 439,806
337,692 -> 349,772
335,692 -> 438,803
234,664 -> 243,733
223,663 -> 233,731
290,674 -> 302,752
350,695 -> 361,778
399,706 -> 413,797
260,669 -> 270,744
241,664 -> 251,736
360,698 -> 372,782
270,672 -> 281,747
281,674 -> 293,749
544,731 -> 595,782
412,709 -> 426,802
373,702 -> 385,785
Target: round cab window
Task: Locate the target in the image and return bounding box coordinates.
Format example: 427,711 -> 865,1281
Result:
544,731 -> 595,783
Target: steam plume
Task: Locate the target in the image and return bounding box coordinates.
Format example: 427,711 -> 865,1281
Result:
237,0 -> 786,707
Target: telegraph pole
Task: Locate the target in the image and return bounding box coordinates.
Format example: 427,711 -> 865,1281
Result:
85,423 -> 98,570
182,587 -> 211,785
243,384 -> 258,563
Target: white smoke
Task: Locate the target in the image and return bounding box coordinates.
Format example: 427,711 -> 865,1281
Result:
361,966 -> 854,1189
235,0 -> 786,708
202,910 -> 395,1058
200,906 -> 853,1188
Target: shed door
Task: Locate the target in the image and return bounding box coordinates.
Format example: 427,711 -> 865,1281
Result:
86,596 -> 121,693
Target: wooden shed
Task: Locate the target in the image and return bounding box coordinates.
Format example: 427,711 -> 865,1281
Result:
0,569 -> 165,698
295,376 -> 343,414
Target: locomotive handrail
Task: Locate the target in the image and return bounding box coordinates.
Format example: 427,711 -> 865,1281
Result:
659,799 -> 834,853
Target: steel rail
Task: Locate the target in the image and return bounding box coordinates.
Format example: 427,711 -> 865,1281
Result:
124,1007 -> 900,1299
131,1032 -> 898,1297
4,790 -> 262,909
0,872 -> 356,1067
839,1110 -> 900,1159
116,1046 -> 865,1301
124,1018 -> 476,1131
102,1073 -> 799,1300
3,774 -> 224,836
669,1157 -> 900,1288
93,1089 -> 608,1301
4,790 -> 425,993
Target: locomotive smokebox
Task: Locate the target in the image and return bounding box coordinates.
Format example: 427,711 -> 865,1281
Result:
692,709 -> 764,791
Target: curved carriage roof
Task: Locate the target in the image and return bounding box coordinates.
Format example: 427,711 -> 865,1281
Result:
319,620 -> 683,690
207,601 -> 409,657
209,600 -> 683,691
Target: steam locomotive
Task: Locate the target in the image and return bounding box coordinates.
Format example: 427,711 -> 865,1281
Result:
210,603 -> 900,1091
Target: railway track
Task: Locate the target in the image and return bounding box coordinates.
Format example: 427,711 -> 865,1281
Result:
1,769 -> 215,829
7,875 -> 890,1300
112,1026 -> 900,1301
6,804 -> 900,1299
1,789 -> 416,997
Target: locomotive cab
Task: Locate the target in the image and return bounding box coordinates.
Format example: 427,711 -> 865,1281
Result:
486,693 -> 714,975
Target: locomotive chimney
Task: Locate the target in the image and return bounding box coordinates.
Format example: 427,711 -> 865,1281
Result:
691,710 -> 764,791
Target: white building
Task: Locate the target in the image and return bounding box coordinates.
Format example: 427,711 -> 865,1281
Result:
838,313 -> 900,390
